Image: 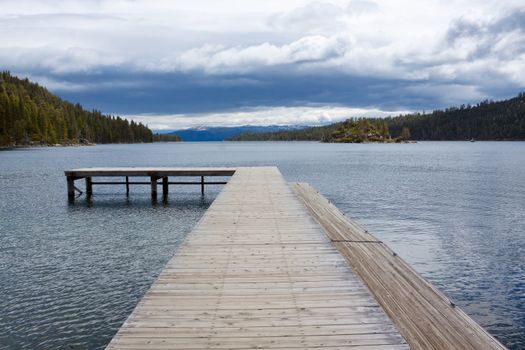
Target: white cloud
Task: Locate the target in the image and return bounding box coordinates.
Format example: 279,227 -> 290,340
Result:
268,2 -> 347,34
22,74 -> 143,92
2,0 -> 523,77
346,0 -> 380,15
149,35 -> 352,74
123,105 -> 408,130
0,0 -> 524,116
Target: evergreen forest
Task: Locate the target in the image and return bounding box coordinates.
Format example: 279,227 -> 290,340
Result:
0,72 -> 156,147
229,93 -> 525,142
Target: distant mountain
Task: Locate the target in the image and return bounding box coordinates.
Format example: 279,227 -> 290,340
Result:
165,125 -> 309,141
230,93 -> 525,142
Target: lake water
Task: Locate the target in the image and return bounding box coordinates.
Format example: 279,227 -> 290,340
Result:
0,141 -> 524,349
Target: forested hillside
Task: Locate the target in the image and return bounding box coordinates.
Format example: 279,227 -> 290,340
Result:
229,93 -> 525,142
227,123 -> 342,141
0,72 -> 153,146
385,94 -> 525,140
152,133 -> 182,142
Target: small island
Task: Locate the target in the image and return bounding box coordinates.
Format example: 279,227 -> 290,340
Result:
328,119 -> 411,143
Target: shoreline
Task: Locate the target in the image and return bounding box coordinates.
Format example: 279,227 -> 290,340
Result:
3,140 -> 524,150
0,143 -> 97,151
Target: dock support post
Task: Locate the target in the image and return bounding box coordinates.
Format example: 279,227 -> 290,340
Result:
85,177 -> 93,197
150,175 -> 158,200
67,176 -> 75,200
125,176 -> 130,195
201,176 -> 204,195
162,177 -> 169,197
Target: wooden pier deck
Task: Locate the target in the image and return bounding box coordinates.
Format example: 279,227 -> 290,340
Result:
106,167 -> 407,349
96,166 -> 505,350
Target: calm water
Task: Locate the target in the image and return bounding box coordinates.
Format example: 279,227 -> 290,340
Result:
0,142 -> 524,349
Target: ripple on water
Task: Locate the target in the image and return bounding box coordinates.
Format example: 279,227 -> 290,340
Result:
0,142 -> 524,349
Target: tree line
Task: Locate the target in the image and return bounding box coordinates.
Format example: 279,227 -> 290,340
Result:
384,94 -> 525,140
152,133 -> 182,142
228,93 -> 525,142
0,71 -> 162,147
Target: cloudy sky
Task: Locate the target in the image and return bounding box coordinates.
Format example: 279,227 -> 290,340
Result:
2,0 -> 524,129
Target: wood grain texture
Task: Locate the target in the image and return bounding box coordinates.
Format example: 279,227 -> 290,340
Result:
290,182 -> 506,350
106,167 -> 407,350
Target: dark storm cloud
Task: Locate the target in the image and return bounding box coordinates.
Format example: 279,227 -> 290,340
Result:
45,70 -> 494,116
2,1 -> 525,126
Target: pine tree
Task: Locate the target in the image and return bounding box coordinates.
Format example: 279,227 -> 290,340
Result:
400,127 -> 411,140
0,72 -> 155,146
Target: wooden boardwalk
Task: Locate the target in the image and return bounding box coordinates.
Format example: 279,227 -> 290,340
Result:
105,166 -> 506,350
106,167 -> 408,349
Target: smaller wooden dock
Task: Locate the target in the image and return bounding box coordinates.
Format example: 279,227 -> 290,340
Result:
64,167 -> 236,200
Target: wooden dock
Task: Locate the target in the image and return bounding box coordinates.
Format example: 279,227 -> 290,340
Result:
65,167 -> 505,349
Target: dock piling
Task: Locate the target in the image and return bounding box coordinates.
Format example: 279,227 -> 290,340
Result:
150,175 -> 158,199
162,177 -> 169,197
85,177 -> 93,197
125,176 -> 130,195
201,176 -> 204,195
67,176 -> 75,200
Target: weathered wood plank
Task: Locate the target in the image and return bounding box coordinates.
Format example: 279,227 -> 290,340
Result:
290,182 -> 506,350
106,167 -> 407,349
65,167 -> 236,177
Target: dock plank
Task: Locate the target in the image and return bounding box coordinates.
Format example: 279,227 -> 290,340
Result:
65,167 -> 236,177
290,182 -> 506,350
106,167 -> 407,350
